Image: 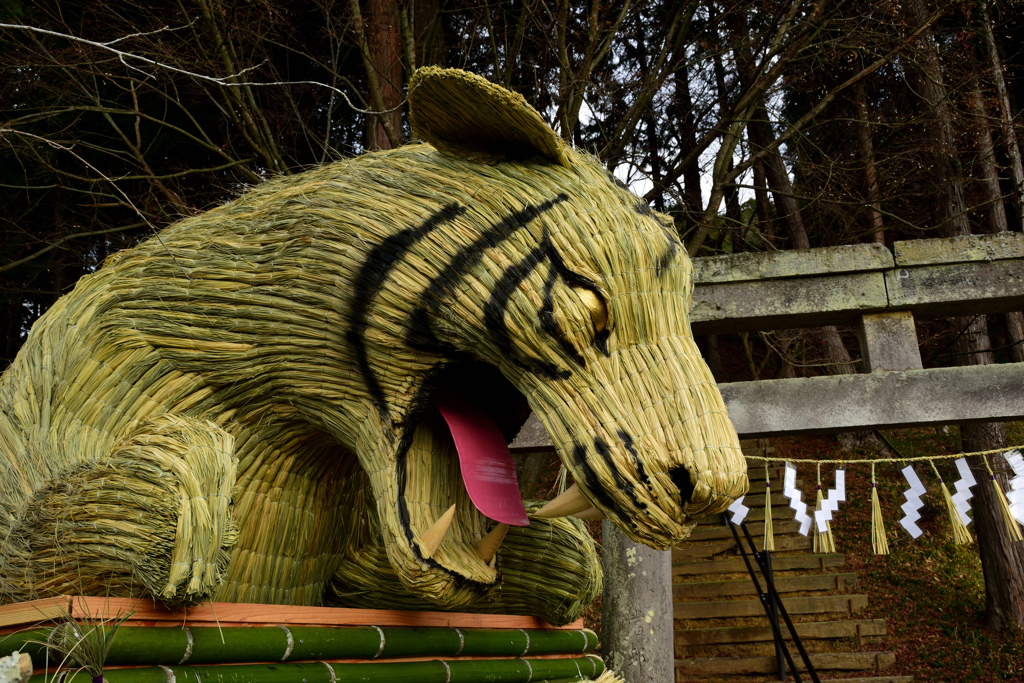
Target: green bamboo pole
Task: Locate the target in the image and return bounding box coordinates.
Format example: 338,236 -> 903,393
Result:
29,656 -> 605,683
6,626 -> 598,666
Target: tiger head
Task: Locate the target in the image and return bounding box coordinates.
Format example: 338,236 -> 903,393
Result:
333,68 -> 749,606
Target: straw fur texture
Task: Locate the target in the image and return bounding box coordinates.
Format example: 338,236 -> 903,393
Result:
0,67 -> 746,613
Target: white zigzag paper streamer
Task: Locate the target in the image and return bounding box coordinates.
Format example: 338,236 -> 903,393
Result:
950,457 -> 977,526
1005,449 -> 1024,525
783,462 -> 813,536
728,496 -> 749,525
815,469 -> 845,533
900,465 -> 926,539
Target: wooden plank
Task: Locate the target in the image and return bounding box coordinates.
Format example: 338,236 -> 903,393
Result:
673,573 -> 858,600
0,597 -> 581,631
693,244 -> 894,284
675,618 -> 886,647
673,554 -> 845,577
672,534 -> 812,561
673,594 -> 868,619
894,232 -> 1024,265
675,650 -> 895,676
0,597 -> 71,629
885,259 -> 1024,319
720,363 -> 1024,437
690,272 -> 889,335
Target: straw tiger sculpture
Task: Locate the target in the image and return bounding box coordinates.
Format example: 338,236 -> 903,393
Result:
0,68 -> 747,624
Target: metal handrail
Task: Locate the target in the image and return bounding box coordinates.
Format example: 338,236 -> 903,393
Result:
728,517 -> 821,683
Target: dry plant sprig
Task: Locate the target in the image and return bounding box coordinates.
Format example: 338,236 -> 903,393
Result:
22,604 -> 135,683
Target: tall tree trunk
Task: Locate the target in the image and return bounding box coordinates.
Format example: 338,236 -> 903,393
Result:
365,0 -> 404,150
958,319 -> 1024,631
674,66 -> 703,227
979,0 -> 1024,229
349,0 -> 403,150
413,0 -> 444,69
968,77 -> 1010,234
711,41 -> 741,234
906,0 -> 971,236
852,78 -> 885,244
907,0 -> 1024,630
747,107 -> 809,247
967,73 -> 1024,360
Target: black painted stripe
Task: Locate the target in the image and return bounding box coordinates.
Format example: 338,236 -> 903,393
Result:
618,429 -> 653,492
570,440 -> 635,530
594,436 -> 646,512
403,195 -> 570,378
347,203 -> 467,415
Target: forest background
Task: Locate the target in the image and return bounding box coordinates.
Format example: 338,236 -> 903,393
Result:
2,0 -> 1024,637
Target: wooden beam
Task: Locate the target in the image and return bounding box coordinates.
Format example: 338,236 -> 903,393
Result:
719,363 -> 1024,438
884,259 -> 1024,319
693,243 -> 893,284
690,272 -> 888,335
511,363 -> 1024,448
0,596 -> 582,631
893,231 -> 1024,265
687,235 -> 1024,334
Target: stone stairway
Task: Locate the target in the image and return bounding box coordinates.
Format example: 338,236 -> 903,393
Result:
673,452 -> 912,683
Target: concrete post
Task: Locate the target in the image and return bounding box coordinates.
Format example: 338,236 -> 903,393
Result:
601,521 -> 675,683
856,311 -> 923,372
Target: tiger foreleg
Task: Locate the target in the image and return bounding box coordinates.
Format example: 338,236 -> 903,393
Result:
0,414 -> 237,607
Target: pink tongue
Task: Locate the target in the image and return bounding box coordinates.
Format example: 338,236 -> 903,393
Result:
432,388 -> 530,527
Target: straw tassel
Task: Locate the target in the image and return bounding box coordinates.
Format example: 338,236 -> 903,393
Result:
871,463 -> 889,555
813,464 -> 835,554
985,456 -> 1024,543
762,463 -> 775,552
930,461 -> 972,544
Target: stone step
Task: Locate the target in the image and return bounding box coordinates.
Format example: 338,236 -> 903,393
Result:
697,504 -> 796,525
673,534 -> 813,561
674,594 -> 869,620
673,553 -> 845,578
742,490 -> 821,508
675,618 -> 886,648
741,479 -> 803,496
674,572 -> 859,600
685,520 -> 803,543
675,651 -> 896,677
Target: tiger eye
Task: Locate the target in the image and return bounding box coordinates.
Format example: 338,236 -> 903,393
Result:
574,288 -> 607,332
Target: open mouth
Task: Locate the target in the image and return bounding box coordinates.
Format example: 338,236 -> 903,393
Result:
396,359 -> 705,588
397,362 -> 533,588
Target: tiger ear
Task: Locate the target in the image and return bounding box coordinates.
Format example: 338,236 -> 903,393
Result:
408,67 -> 571,168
